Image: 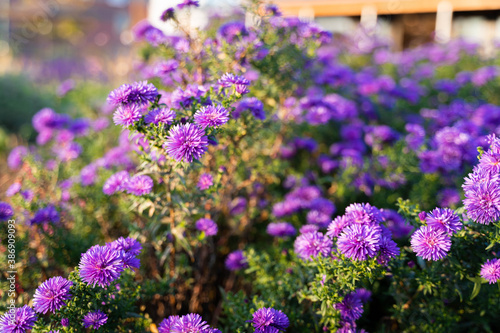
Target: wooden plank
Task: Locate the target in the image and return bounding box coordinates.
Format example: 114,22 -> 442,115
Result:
274,0 -> 500,16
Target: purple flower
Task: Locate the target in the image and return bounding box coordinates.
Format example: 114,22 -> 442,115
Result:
56,142 -> 82,162
57,79 -> 75,96
6,183 -> 21,197
306,210 -> 332,228
158,315 -> 180,333
195,218 -> 218,236
217,21 -> 247,42
378,230 -> 400,265
82,310 -> 108,330
145,108 -> 176,125
160,7 -> 175,21
0,305 -> 37,333
31,205 -> 59,225
380,209 -> 413,239
8,146 -> 28,169
266,222 -> 296,238
170,313 -> 212,332
425,208 -> 462,234
437,188 -> 461,208
335,292 -> 363,322
337,224 -> 381,261
113,104 -> 142,127
234,97 -> 265,120
69,118 -> 90,137
326,216 -> 348,238
80,164 -> 98,186
218,73 -> 250,87
410,226 -> 451,261
230,197 -> 247,215
300,224 -> 319,234
177,0 -> 200,9
108,81 -> 157,106
197,173 -> 213,190
194,105 -> 229,129
164,123 -> 208,162
32,108 -> 68,132
33,276 -> 73,314
480,259 -> 500,284
225,250 -> 248,271
79,244 -> 124,287
103,171 -> 130,195
108,84 -> 134,106
110,237 -> 142,256
125,175 -> 153,196
0,202 -> 14,221
294,231 -> 333,261
251,307 -> 289,333
344,203 -> 382,225
61,318 -> 69,327
463,178 -> 500,225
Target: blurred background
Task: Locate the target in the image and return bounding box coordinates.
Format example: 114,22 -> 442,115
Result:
1,0 -> 500,141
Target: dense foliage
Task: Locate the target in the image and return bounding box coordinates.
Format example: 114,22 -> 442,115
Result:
2,1 -> 500,332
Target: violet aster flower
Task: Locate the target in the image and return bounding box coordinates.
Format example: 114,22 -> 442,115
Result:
0,202 -> 14,221
197,173 -> 213,190
194,105 -> 229,129
344,203 -> 383,225
437,188 -> 461,208
306,210 -> 332,228
33,276 -> 73,314
61,318 -> 69,327
251,307 -> 289,333
145,108 -> 176,125
56,142 -> 82,162
170,313 -> 210,332
177,0 -> 200,9
294,231 -> 333,261
103,171 -> 130,195
160,7 -> 175,21
79,244 -> 124,287
218,73 -> 250,87
80,164 -> 98,186
380,209 -> 413,239
266,222 -> 296,238
82,310 -> 108,330
337,224 -> 381,261
326,215 -> 349,238
0,305 -> 37,333
335,292 -> 363,322
113,104 -> 142,127
225,250 -> 248,271
108,84 -> 134,106
463,179 -> 500,225
31,205 -> 59,225
377,230 -> 400,265
158,315 -> 180,333
410,226 -> 451,261
6,183 -> 21,197
7,146 -> 28,169
111,237 -> 142,256
130,81 -> 158,105
125,175 -> 154,196
235,97 -> 265,120
425,208 -> 462,234
480,259 -> 500,284
195,218 -> 218,236
164,123 -> 208,162
300,224 -> 319,234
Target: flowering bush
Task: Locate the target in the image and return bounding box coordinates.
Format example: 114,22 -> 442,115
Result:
3,1 -> 500,332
